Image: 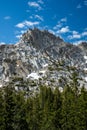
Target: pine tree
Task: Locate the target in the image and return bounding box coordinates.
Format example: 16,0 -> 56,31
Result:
4,85 -> 16,130
26,97 -> 33,130
13,91 -> 28,130
77,86 -> 87,130
40,87 -> 55,130
0,88 -> 5,130
61,85 -> 78,130
52,87 -> 62,129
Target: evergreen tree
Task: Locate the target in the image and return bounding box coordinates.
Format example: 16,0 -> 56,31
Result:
14,91 -> 28,130
4,85 -> 16,130
77,86 -> 87,130
52,87 -> 62,129
26,97 -> 33,130
61,85 -> 78,130
0,88 -> 5,130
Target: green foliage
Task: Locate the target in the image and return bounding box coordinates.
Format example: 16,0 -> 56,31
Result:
0,88 -> 5,130
0,73 -> 87,130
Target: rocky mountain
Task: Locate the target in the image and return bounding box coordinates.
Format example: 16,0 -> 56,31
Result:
0,28 -> 87,92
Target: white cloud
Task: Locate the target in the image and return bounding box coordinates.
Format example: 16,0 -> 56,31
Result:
77,4 -> 82,8
68,34 -> 81,39
82,31 -> 87,36
68,30 -> 87,40
72,31 -> 78,35
16,23 -> 25,28
48,29 -> 55,35
15,29 -> 27,39
53,17 -> 67,30
16,20 -> 39,28
28,1 -> 42,10
29,15 -> 33,19
68,30 -> 81,39
53,23 -> 62,30
16,35 -> 22,39
60,17 -> 67,22
25,20 -> 39,26
20,30 -> 26,34
0,42 -> 6,45
84,0 -> 87,6
77,1 -> 87,9
35,15 -> 43,21
4,16 -> 11,20
57,26 -> 70,34
38,0 -> 44,4
72,34 -> 81,39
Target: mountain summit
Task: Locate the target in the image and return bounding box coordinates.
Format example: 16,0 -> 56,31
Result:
20,28 -> 63,49
0,28 -> 87,90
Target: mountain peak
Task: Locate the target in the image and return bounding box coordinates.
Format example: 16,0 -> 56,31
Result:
0,28 -> 87,90
20,28 -> 63,50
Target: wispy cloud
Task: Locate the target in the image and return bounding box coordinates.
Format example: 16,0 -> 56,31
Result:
77,4 -> 82,9
4,16 -> 11,20
57,26 -> 70,34
16,23 -> 25,28
82,31 -> 87,36
20,30 -> 27,34
68,31 -> 81,39
53,17 -> 67,30
15,30 -> 27,39
53,23 -> 62,30
28,1 -> 42,10
16,20 -> 40,28
84,28 -> 87,31
38,0 -> 44,4
60,17 -> 67,22
16,35 -> 22,39
76,1 -> 87,9
68,30 -> 87,40
29,14 -> 44,21
35,15 -> 44,21
72,31 -> 78,35
29,15 -> 33,19
84,0 -> 87,6
68,34 -> 81,39
48,29 -> 56,35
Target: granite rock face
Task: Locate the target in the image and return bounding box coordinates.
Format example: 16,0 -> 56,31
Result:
0,28 -> 87,89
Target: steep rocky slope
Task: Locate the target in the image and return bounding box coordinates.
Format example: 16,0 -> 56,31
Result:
0,28 -> 87,91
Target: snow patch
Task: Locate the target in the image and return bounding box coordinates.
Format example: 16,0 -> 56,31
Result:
84,56 -> 87,60
39,70 -> 46,74
0,84 -> 2,88
17,64 -> 19,67
5,77 -> 9,82
84,68 -> 87,71
84,77 -> 87,82
26,72 -> 39,80
43,64 -> 48,68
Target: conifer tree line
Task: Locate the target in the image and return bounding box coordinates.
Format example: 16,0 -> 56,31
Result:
0,84 -> 87,130
0,71 -> 87,130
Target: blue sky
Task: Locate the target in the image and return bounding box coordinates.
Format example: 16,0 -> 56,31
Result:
0,0 -> 87,44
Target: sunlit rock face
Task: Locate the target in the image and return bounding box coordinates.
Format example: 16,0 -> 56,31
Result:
0,28 -> 87,89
